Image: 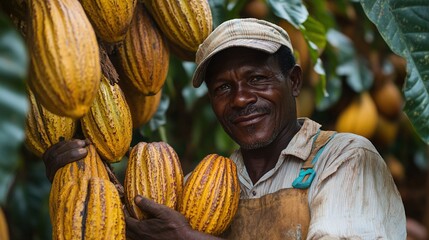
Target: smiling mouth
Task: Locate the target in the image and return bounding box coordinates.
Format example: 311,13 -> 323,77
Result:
231,113 -> 267,126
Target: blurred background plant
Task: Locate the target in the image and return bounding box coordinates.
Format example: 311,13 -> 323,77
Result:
0,0 -> 428,239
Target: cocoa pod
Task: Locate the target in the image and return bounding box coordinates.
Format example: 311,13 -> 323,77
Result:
118,3 -> 169,96
79,0 -> 137,43
53,177 -> 125,239
49,145 -> 109,224
0,208 -> 9,240
119,79 -> 162,128
24,88 -> 77,157
142,0 -> 213,53
178,154 -> 240,235
27,0 -> 101,119
335,92 -> 379,139
124,141 -> 184,220
81,75 -> 133,163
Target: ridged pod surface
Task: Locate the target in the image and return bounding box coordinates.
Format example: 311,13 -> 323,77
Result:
119,79 -> 162,128
142,0 -> 213,53
24,88 -> 77,157
0,208 -> 9,240
118,3 -> 169,96
49,145 -> 109,224
81,76 -> 133,163
53,177 -> 125,240
28,0 -> 101,119
178,154 -> 240,236
79,0 -> 137,43
124,141 -> 184,220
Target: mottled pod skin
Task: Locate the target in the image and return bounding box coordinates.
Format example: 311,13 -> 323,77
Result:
118,3 -> 169,96
24,88 -> 77,157
119,79 -> 162,128
79,0 -> 137,43
124,141 -> 184,220
81,75 -> 133,163
28,0 -> 101,119
142,0 -> 213,53
49,145 -> 109,224
178,154 -> 240,236
53,177 -> 125,240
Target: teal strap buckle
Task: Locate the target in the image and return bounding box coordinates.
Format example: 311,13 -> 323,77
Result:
292,168 -> 316,189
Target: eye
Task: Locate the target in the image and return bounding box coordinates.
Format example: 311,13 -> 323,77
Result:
249,75 -> 268,84
213,83 -> 231,95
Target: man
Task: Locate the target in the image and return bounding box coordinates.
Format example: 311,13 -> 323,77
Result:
43,18 -> 406,239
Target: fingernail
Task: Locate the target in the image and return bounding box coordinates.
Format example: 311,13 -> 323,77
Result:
135,195 -> 143,203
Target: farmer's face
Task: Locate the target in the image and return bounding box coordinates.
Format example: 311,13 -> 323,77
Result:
205,47 -> 300,149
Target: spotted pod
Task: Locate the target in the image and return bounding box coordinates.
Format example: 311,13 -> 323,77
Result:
119,79 -> 162,128
49,145 -> 109,224
81,75 -> 133,163
79,0 -> 137,43
142,0 -> 213,53
124,141 -> 184,220
53,177 -> 125,240
24,88 -> 77,157
27,0 -> 100,119
118,3 -> 169,96
178,154 -> 240,236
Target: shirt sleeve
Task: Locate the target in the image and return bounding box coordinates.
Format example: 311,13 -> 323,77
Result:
306,136 -> 406,239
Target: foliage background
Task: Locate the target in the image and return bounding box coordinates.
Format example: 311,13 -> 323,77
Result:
0,0 -> 428,239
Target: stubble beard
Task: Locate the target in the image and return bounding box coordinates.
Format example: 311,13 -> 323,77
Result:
237,124 -> 280,150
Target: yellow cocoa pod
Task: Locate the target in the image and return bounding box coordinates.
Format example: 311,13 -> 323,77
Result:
372,80 -> 403,120
49,145 -> 109,224
142,0 -> 213,53
335,92 -> 379,139
124,141 -> 184,220
28,0 -> 101,119
0,208 -> 9,240
178,154 -> 240,236
80,0 -> 137,43
24,88 -> 77,157
119,79 -> 162,128
81,76 -> 133,163
53,177 -> 125,240
118,3 -> 169,95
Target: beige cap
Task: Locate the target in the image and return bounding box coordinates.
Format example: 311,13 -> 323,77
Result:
192,18 -> 293,87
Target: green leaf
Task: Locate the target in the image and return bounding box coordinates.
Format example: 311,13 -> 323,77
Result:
268,0 -> 309,27
6,159 -> 52,240
360,0 -> 429,143
208,0 -> 229,28
0,13 -> 28,204
327,29 -> 373,92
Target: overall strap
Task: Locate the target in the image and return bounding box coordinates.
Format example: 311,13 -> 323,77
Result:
292,129 -> 337,189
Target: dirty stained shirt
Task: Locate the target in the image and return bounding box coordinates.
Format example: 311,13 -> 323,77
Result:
229,118 -> 406,240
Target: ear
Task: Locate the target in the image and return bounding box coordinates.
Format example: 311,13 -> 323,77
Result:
289,64 -> 303,97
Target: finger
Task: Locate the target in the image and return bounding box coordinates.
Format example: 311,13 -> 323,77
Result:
134,196 -> 166,218
54,139 -> 87,155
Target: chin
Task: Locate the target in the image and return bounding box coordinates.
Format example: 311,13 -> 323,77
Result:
238,135 -> 277,150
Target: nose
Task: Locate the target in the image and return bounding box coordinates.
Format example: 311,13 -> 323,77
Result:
231,84 -> 257,108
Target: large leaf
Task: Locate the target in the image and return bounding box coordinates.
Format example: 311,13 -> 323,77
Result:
268,0 -> 308,27
360,0 -> 429,143
0,13 -> 28,205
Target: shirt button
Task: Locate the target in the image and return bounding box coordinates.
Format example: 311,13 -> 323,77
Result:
252,191 -> 257,196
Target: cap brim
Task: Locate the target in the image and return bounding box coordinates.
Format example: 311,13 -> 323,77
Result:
192,39 -> 282,88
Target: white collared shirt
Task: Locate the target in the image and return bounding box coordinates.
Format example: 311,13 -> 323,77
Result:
230,118 -> 406,239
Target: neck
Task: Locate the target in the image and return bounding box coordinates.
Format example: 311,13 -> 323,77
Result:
241,120 -> 301,184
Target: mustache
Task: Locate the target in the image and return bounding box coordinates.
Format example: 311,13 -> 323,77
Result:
228,105 -> 271,122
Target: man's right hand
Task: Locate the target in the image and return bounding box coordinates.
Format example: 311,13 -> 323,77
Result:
42,138 -> 91,182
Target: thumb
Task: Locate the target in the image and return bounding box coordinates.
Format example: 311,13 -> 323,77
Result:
134,195 -> 165,218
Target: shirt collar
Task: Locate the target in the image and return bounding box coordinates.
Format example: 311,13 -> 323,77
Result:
281,118 -> 321,161
230,118 -> 322,187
